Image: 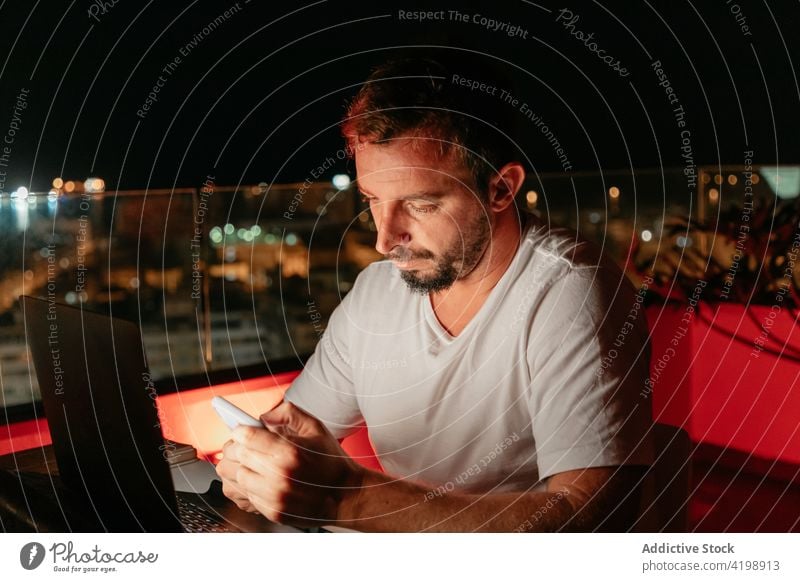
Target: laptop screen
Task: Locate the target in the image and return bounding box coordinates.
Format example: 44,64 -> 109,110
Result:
21,296 -> 182,532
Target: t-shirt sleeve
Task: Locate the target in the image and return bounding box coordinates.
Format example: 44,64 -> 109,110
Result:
284,282 -> 364,440
526,265 -> 654,480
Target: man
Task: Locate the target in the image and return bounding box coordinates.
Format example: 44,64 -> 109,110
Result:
217,57 -> 653,532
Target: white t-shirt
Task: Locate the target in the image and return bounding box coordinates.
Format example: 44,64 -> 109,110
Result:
286,214 -> 653,494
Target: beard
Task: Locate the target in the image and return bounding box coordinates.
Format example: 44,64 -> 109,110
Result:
386,210 -> 491,294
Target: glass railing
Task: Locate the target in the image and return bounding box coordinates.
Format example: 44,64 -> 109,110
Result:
2,166 -> 795,417
522,166 -> 796,301
0,182 -> 379,414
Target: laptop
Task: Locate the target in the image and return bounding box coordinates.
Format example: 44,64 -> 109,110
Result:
20,295 -> 301,533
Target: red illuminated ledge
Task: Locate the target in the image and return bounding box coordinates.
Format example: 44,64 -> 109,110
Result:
0,369 -> 381,472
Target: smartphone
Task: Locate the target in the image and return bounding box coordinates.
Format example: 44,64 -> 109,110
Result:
211,396 -> 264,430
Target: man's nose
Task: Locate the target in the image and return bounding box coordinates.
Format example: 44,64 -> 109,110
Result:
374,201 -> 410,255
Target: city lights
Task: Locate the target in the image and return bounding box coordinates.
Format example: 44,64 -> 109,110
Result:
332,174 -> 351,190
84,177 -> 105,192
209,226 -> 223,244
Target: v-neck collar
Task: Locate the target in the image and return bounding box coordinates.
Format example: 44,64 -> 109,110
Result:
422,215 -> 534,345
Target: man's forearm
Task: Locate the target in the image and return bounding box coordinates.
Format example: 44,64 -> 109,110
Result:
227,411 -> 644,531
333,469 -> 576,532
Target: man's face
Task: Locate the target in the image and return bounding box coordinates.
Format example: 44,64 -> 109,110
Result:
355,139 -> 492,294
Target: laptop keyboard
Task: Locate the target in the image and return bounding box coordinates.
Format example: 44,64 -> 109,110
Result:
177,496 -> 236,533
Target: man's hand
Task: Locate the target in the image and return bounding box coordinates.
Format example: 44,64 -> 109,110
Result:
216,439 -> 258,513
215,401 -> 646,532
215,401 -> 363,527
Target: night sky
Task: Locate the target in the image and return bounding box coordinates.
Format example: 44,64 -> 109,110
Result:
0,0 -> 798,193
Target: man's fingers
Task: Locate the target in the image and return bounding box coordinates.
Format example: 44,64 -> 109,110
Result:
259,399 -> 291,428
260,401 -> 326,438
235,464 -> 287,501
232,425 -> 286,454
215,455 -> 242,483
221,479 -> 247,500
226,427 -> 301,482
221,439 -> 239,462
236,442 -> 303,482
234,466 -> 312,525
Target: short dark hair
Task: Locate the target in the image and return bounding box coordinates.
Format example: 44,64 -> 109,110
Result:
341,56 -> 520,194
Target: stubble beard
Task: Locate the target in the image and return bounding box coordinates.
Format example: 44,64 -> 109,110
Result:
394,211 -> 491,295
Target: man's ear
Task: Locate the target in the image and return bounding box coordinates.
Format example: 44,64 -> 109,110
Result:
487,162 -> 526,212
